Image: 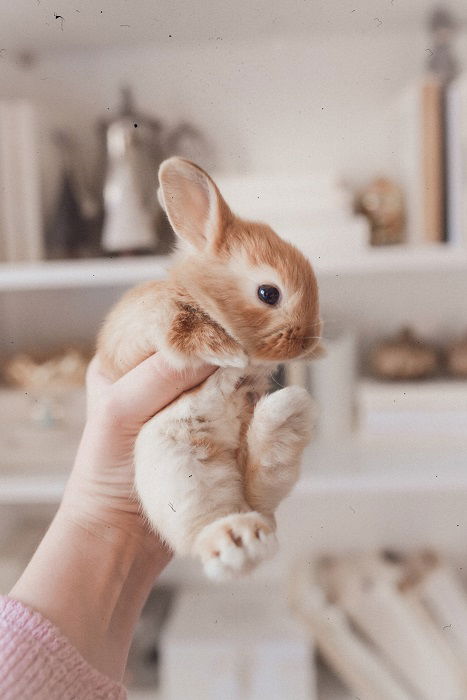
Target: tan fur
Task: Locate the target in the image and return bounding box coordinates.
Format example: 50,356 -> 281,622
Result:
97,280 -> 169,379
97,157 -> 320,579
168,302 -> 242,358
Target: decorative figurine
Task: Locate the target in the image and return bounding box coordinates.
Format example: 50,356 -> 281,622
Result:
426,7 -> 459,84
356,177 -> 405,246
3,348 -> 89,427
446,334 -> 467,378
369,328 -> 439,381
46,130 -> 100,259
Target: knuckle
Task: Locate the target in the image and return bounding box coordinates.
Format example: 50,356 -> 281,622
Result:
95,389 -> 126,427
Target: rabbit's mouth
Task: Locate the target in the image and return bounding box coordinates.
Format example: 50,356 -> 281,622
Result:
253,327 -> 320,361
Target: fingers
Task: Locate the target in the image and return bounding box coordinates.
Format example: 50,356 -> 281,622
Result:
86,356 -> 112,388
85,356 -> 113,412
96,354 -> 216,427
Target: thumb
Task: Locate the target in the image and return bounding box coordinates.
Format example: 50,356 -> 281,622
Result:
94,354 -> 216,428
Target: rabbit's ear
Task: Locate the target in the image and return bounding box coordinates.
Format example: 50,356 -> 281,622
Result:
158,157 -> 232,250
156,185 -> 166,212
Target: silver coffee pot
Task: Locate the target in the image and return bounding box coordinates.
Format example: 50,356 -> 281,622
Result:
100,87 -> 210,255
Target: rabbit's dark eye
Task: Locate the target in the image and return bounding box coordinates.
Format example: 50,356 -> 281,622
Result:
257,285 -> 280,306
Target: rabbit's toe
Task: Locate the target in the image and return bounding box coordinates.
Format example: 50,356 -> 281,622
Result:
193,512 -> 277,581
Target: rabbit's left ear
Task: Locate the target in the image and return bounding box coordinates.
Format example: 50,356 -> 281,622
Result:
157,185 -> 166,212
158,157 -> 232,251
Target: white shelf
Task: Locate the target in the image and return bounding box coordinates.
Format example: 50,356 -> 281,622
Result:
0,246 -> 466,292
0,256 -> 169,291
315,244 -> 467,276
299,436 -> 467,495
304,468 -> 467,496
2,436 -> 467,504
126,664 -> 349,700
0,474 -> 66,504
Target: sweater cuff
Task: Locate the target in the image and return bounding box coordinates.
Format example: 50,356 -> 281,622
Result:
0,596 -> 126,699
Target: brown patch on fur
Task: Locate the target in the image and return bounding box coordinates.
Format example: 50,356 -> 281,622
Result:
234,375 -> 257,391
191,435 -> 217,455
168,301 -> 241,358
228,529 -> 243,547
191,435 -> 235,464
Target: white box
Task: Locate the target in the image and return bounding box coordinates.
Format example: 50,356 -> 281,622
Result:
160,585 -> 316,700
357,379 -> 467,438
0,101 -> 43,262
0,387 -> 85,476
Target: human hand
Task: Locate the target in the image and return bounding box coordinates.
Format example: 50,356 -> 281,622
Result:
11,353 -> 214,679
61,353 -> 215,550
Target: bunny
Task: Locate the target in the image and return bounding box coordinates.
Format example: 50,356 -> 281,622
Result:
97,157 -> 321,580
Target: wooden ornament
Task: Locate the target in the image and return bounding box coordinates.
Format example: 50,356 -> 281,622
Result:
370,327 -> 439,381
446,334 -> 467,377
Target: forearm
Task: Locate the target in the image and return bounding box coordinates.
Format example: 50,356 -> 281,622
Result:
10,506 -> 170,681
8,355 -> 212,687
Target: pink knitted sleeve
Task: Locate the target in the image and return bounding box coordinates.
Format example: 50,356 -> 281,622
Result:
0,596 -> 127,700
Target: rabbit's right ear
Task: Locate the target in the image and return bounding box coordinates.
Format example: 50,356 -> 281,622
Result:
158,157 -> 232,251
157,185 -> 166,212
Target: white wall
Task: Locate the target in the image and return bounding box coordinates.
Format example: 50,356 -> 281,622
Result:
0,28 -> 437,219
2,20 -> 467,355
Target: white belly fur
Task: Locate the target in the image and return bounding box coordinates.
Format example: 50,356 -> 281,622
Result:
134,365 -> 270,554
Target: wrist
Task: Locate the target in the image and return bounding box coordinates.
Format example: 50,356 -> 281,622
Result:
11,506 -> 171,680
59,485 -> 154,547
55,502 -> 170,569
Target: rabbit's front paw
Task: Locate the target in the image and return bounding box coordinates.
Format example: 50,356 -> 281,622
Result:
244,387 -> 314,513
193,512 -> 277,581
200,349 -> 249,369
251,386 -> 314,449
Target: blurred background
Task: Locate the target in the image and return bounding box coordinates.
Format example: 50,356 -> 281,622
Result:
2,1 -> 467,697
